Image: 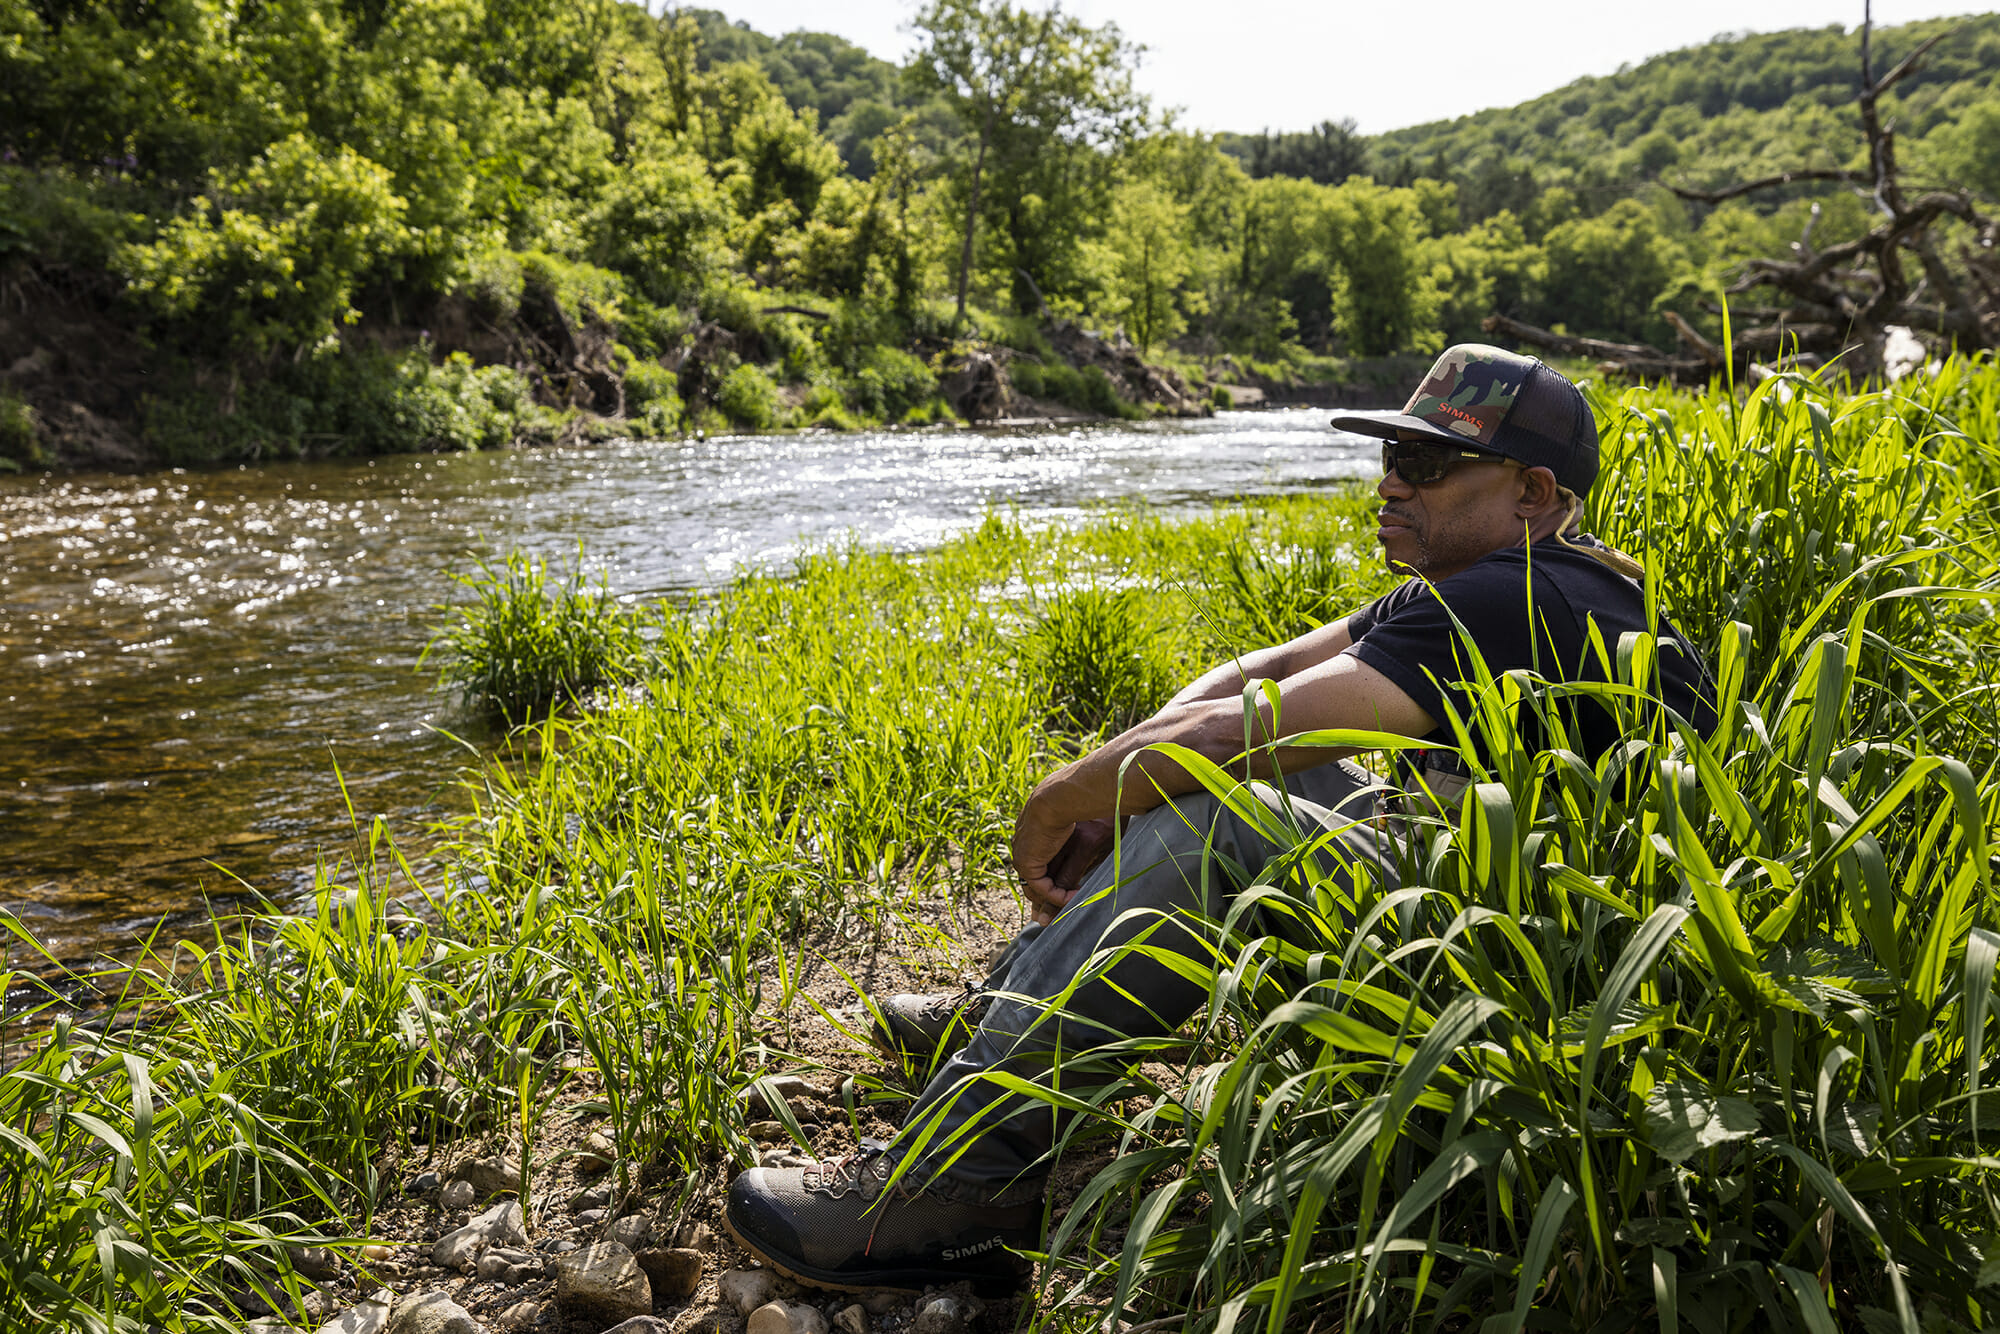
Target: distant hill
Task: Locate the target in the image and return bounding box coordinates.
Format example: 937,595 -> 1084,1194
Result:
1223,15 -> 2000,218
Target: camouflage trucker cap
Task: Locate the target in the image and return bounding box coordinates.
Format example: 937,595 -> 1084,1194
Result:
1330,344 -> 1600,496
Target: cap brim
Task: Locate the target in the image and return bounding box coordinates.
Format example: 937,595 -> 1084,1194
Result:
1329,412 -> 1478,445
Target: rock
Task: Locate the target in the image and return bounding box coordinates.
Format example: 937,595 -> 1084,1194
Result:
358,1245 -> 395,1265
578,1129 -> 616,1174
672,1220 -> 715,1252
385,1292 -> 479,1334
749,1301 -> 830,1334
835,1304 -> 870,1334
609,1214 -> 652,1250
495,1300 -> 540,1331
913,1296 -> 971,1334
246,1321 -> 303,1334
597,1321 -> 675,1334
570,1186 -> 611,1213
477,1246 -> 543,1285
860,1291 -> 905,1316
431,1199 -> 528,1269
940,349 -> 1014,422
407,1170 -> 441,1195
440,1179 -> 477,1211
574,1208 -> 607,1226
546,1240 -> 578,1255
635,1247 -> 703,1299
720,1267 -> 778,1316
315,1289 -> 394,1334
554,1241 -> 653,1327
741,1075 -> 820,1118
448,1152 -> 521,1198
290,1246 -> 341,1281
748,1120 -> 785,1141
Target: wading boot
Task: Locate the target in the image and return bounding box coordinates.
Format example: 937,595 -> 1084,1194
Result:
869,985 -> 989,1062
725,1140 -> 1037,1295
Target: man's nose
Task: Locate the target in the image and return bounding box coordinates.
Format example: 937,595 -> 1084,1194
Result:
1378,465 -> 1415,501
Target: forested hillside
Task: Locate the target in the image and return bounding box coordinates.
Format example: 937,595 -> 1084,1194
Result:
2,2 -> 1997,470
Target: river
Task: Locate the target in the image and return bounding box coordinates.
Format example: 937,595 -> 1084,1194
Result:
0,409 -> 1385,959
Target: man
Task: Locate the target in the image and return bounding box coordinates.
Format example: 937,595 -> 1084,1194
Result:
724,345 -> 1716,1294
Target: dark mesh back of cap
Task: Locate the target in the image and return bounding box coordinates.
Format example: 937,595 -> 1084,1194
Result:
1491,363 -> 1600,496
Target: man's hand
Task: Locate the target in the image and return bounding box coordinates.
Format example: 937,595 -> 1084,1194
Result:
1011,799 -> 1105,926
1048,817 -> 1114,894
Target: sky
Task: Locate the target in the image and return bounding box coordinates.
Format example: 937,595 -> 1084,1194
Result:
685,1 -> 1998,134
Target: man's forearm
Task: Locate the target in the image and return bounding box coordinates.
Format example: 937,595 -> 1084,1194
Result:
1027,696 -> 1255,831
1165,615 -> 1357,709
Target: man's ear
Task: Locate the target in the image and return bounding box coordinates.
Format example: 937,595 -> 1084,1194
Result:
1515,465 -> 1562,517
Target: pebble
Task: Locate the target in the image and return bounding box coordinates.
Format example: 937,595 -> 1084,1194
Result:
720,1267 -> 778,1316
407,1171 -> 441,1195
476,1246 -> 543,1285
748,1120 -> 786,1141
553,1240 -> 653,1326
495,1300 -> 540,1332
358,1245 -> 395,1265
439,1179 -> 477,1211
741,1074 -> 821,1118
673,1220 -> 716,1251
314,1297 -> 391,1334
913,1295 -> 973,1334
290,1246 -> 341,1281
860,1291 -> 905,1316
835,1304 -> 871,1334
578,1129 -> 617,1174
749,1300 -> 830,1334
447,1152 -> 521,1198
597,1320 -> 675,1334
574,1208 -> 607,1226
546,1240 -> 579,1255
609,1214 -> 652,1250
431,1200 -> 528,1269
569,1185 -> 611,1213
384,1292 -> 479,1334
635,1246 -> 703,1299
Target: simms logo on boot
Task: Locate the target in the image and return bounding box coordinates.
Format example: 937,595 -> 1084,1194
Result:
942,1236 -> 1004,1261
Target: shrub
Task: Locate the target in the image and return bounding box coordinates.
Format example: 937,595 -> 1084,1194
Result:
0,388 -> 45,469
424,550 -> 642,718
620,350 -> 683,436
118,135 -> 410,357
590,152 -> 730,305
717,363 -> 779,431
845,345 -> 936,421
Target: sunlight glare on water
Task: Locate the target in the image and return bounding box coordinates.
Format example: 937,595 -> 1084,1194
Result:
0,409 -> 1384,956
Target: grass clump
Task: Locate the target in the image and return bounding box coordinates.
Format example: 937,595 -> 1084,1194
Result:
424,551 -> 642,718
1027,586 -> 1175,735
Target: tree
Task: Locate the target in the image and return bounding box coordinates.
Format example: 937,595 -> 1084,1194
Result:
906,0 -> 1144,324
1089,181 -> 1196,351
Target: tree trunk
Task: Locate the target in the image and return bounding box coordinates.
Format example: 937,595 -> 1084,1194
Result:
954,125 -> 990,327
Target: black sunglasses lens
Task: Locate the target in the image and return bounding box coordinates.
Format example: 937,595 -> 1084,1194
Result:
1383,442 -> 1451,485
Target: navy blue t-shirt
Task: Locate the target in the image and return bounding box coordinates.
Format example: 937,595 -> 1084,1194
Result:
1341,536 -> 1717,767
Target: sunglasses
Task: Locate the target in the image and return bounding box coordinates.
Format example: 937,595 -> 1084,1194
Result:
1380,439 -> 1513,486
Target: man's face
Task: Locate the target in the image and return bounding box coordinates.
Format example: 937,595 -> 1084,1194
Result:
1375,435 -> 1530,578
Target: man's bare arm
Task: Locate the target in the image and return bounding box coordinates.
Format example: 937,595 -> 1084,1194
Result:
1013,649 -> 1436,918
1165,615 -> 1359,708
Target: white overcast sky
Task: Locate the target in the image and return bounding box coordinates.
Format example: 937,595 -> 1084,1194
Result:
687,1 -> 1998,134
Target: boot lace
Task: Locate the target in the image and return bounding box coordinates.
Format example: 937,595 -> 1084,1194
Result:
801,1138 -> 895,1200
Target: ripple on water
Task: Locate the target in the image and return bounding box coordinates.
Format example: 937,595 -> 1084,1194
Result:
0,409 -> 1388,959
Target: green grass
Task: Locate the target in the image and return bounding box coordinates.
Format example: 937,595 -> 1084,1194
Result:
6,361 -> 2000,1330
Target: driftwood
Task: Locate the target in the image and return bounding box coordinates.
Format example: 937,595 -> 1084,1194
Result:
1492,2 -> 1998,382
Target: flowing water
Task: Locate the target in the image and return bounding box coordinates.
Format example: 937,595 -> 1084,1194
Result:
0,409 -> 1386,959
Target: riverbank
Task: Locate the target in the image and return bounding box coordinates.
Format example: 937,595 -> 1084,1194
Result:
0,262 -> 1423,472
10,362 -> 2000,1332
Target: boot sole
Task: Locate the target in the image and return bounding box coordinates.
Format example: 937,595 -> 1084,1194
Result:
723,1211 -> 1027,1298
